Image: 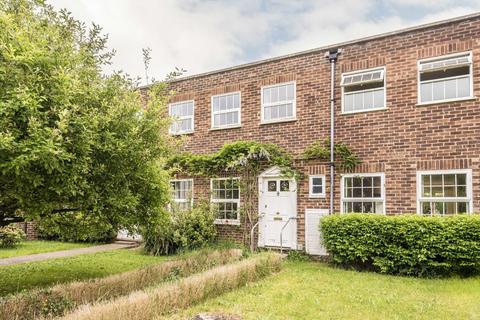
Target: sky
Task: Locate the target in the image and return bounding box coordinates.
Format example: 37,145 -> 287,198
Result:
47,0 -> 480,85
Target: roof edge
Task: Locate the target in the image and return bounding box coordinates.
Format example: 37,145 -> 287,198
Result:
139,11 -> 480,89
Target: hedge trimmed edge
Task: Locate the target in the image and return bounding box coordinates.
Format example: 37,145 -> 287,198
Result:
320,214 -> 480,277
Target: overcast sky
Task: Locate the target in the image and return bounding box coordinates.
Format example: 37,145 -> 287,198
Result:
48,0 -> 480,84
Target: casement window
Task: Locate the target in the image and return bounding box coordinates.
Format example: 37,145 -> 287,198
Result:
261,82 -> 296,123
341,173 -> 385,214
341,67 -> 386,113
309,175 -> 326,198
170,179 -> 193,210
210,178 -> 240,224
169,100 -> 194,135
418,52 -> 473,104
416,170 -> 472,215
211,92 -> 241,129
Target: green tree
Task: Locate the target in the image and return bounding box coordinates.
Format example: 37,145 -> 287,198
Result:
0,0 -> 175,233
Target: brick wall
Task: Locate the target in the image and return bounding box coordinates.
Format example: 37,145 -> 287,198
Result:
15,221 -> 38,240
165,15 -> 480,248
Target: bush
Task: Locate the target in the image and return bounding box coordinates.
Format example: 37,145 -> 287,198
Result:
37,212 -> 117,243
0,225 -> 25,248
143,203 -> 217,255
320,214 -> 480,277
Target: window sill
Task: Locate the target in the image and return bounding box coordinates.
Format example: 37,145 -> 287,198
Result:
169,131 -> 194,136
214,219 -> 241,226
260,118 -> 297,125
308,195 -> 326,199
416,97 -> 476,107
210,125 -> 242,131
341,107 -> 387,115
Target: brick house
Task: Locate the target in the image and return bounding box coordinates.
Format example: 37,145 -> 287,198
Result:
157,13 -> 480,254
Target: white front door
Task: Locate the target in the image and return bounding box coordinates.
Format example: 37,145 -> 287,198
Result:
258,176 -> 297,249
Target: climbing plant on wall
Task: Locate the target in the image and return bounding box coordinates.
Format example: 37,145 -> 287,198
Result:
302,139 -> 361,171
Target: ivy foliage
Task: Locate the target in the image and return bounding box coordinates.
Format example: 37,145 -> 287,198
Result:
302,139 -> 360,171
166,141 -> 294,177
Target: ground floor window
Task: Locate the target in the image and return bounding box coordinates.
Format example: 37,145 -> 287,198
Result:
341,173 -> 385,214
211,178 -> 240,224
170,179 -> 193,210
309,175 -> 325,198
417,170 -> 472,215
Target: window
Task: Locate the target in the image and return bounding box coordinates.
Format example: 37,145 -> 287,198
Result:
261,82 -> 296,123
169,100 -> 194,134
309,175 -> 325,198
417,170 -> 472,215
341,67 -> 386,113
211,178 -> 240,224
170,179 -> 193,210
418,52 -> 473,104
211,92 -> 241,129
341,173 -> 385,214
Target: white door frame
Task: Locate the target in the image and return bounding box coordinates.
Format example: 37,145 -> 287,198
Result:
257,166 -> 297,249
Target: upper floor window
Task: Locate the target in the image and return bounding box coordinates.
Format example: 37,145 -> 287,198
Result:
418,52 -> 473,104
341,173 -> 385,214
261,82 -> 296,123
170,179 -> 193,210
169,100 -> 194,135
211,92 -> 241,129
341,67 -> 386,114
211,178 -> 240,224
416,170 -> 472,215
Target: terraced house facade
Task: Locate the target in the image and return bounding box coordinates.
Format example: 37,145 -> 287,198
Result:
161,13 -> 480,254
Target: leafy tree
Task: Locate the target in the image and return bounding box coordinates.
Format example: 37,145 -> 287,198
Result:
0,0 -> 175,232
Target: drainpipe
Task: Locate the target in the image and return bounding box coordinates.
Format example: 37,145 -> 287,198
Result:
325,48 -> 341,215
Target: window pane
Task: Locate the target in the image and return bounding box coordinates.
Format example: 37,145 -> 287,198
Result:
432,81 -> 444,101
268,181 -> 277,192
444,174 -> 455,185
458,202 -> 468,214
457,174 -> 466,185
287,84 -> 294,100
373,89 -> 384,108
422,202 -> 431,215
445,202 -> 456,215
280,180 -> 290,192
354,93 -> 363,110
364,91 -> 374,109
312,186 -> 323,194
444,186 -> 456,197
312,177 -> 322,186
420,82 -> 433,102
344,94 -> 354,112
457,76 -> 470,97
444,79 -> 457,99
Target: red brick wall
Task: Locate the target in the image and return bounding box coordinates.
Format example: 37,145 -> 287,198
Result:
15,221 -> 38,240
166,16 -> 480,249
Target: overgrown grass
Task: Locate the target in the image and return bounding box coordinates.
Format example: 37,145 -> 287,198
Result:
0,249 -> 243,319
62,253 -> 282,320
0,248 -> 166,296
0,241 -> 92,259
167,261 -> 480,320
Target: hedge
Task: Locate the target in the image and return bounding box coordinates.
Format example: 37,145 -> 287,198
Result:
320,214 -> 480,277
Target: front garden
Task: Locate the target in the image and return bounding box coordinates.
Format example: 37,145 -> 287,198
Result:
0,240 -> 92,259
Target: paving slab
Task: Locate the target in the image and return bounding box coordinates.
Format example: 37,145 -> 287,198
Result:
0,241 -> 138,266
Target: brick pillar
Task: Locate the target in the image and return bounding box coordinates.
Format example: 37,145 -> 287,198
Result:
25,221 -> 38,240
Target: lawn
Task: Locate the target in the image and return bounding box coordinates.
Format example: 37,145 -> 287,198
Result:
0,248 -> 166,296
0,240 -> 92,259
166,260 -> 480,320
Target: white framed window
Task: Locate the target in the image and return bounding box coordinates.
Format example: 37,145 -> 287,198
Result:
210,178 -> 240,224
169,100 -> 194,135
418,52 -> 473,105
211,92 -> 241,129
261,81 -> 296,123
416,170 -> 472,215
341,173 -> 385,214
309,175 -> 326,198
170,179 -> 193,210
341,67 -> 386,114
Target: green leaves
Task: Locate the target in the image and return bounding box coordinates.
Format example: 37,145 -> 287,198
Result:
302,138 -> 360,171
320,214 -> 480,277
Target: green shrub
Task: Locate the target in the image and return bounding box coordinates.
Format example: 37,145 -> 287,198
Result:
37,212 -> 117,243
143,202 -> 216,255
0,225 -> 25,248
320,214 -> 480,277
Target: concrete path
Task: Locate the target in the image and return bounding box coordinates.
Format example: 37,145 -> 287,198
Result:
0,241 -> 138,267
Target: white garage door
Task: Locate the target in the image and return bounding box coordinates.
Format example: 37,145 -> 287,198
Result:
305,209 -> 329,255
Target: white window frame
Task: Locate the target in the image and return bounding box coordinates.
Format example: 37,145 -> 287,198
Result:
168,100 -> 195,135
417,51 -> 474,105
210,177 -> 241,225
340,173 -> 386,214
260,81 -> 296,124
308,175 -> 326,198
416,169 -> 473,215
210,91 -> 241,130
170,179 -> 194,210
341,67 -> 387,114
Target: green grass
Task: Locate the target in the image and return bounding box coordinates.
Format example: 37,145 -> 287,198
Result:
167,261 -> 480,320
0,248 -> 166,296
0,240 -> 92,259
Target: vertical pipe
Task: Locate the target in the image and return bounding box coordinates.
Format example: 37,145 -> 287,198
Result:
330,60 -> 335,215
